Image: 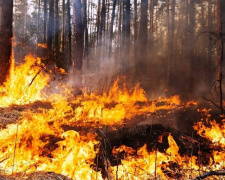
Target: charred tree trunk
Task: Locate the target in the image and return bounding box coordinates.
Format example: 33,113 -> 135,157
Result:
43,0 -> 47,43
133,0 -> 137,65
74,0 -> 83,71
55,0 -> 59,51
47,0 -> 54,58
67,0 -> 72,68
216,0 -> 224,113
123,0 -> 130,70
62,0 -> 65,53
55,0 -> 60,67
188,0 -> 195,92
100,0 -> 106,43
82,0 -> 89,69
109,0 -> 118,55
136,0 -> 148,87
37,0 -> 41,44
0,0 -> 13,85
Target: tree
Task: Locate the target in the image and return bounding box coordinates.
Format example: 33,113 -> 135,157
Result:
74,0 -> 83,71
136,0 -> 148,80
67,0 -> 72,68
43,0 -> 47,43
216,0 -> 224,113
109,0 -> 118,55
47,0 -> 54,58
0,0 -> 13,85
82,0 -> 89,68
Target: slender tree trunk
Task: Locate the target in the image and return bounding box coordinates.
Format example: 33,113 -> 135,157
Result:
0,0 -> 13,85
82,0 -> 89,69
206,0 -> 213,85
216,0 -> 224,113
109,0 -> 118,55
133,0 -> 137,66
100,0 -> 106,42
74,0 -> 84,71
62,0 -> 65,53
55,0 -> 59,50
136,0 -> 148,85
188,0 -> 195,91
97,0 -> 101,42
124,0 -> 130,69
48,0 -> 54,56
37,0 -> 40,44
133,0 -> 137,43
44,0 -> 47,43
166,0 -> 171,85
67,0 -> 72,67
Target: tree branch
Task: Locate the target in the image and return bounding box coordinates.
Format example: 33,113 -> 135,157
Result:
193,170 -> 225,180
203,96 -> 221,110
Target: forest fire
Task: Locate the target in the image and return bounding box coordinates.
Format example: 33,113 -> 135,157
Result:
0,55 -> 224,180
0,0 -> 224,179
0,55 -> 49,107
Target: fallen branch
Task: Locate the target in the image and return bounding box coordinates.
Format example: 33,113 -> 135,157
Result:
193,170 -> 225,180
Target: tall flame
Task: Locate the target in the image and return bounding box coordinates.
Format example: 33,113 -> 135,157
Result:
0,54 -> 49,107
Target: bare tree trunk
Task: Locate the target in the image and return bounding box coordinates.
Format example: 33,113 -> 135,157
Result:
67,0 -> 72,67
123,0 -> 130,70
44,0 -> 47,43
47,0 -> 54,57
55,0 -> 59,50
74,0 -> 84,71
133,0 -> 137,67
82,0 -> 89,69
62,0 -> 65,53
216,0 -> 224,113
109,0 -> 118,55
0,0 -> 13,85
136,0 -> 148,88
37,0 -> 40,44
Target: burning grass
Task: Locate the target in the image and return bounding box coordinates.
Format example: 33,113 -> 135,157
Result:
0,55 -> 224,179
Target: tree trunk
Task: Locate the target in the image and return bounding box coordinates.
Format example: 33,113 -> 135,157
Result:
62,0 -> 65,53
82,0 -> 89,69
133,0 -> 137,66
123,0 -> 130,69
74,0 -> 84,71
55,0 -> 59,51
47,0 -> 54,56
43,0 -> 47,43
0,0 -> 13,85
136,0 -> 148,88
67,0 -> 72,67
109,0 -> 118,55
188,0 -> 195,91
216,0 -> 224,113
37,0 -> 40,44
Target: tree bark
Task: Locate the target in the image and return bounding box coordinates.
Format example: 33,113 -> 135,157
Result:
136,0 -> 148,78
0,0 -> 13,85
67,0 -> 72,67
109,0 -> 118,55
82,0 -> 89,69
216,0 -> 224,113
43,0 -> 47,43
74,0 -> 84,71
47,0 -> 54,56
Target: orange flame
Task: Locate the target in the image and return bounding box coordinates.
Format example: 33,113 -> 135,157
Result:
0,54 -> 49,107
